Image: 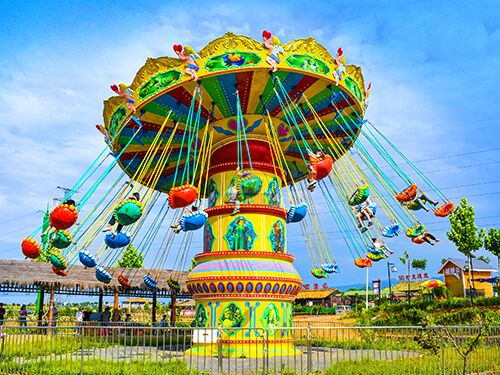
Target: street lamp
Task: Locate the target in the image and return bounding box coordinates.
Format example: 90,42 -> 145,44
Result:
387,262 -> 397,303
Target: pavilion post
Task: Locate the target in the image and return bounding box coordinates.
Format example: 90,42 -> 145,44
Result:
113,289 -> 119,322
170,291 -> 177,327
47,284 -> 54,335
37,288 -> 45,327
98,290 -> 104,313
152,290 -> 157,324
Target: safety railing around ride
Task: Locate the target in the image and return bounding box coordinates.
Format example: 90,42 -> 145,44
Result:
0,324 -> 498,375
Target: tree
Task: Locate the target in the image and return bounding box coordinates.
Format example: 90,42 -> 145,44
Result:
399,251 -> 411,303
447,198 -> 485,304
411,259 -> 427,271
475,255 -> 490,264
117,245 -> 144,268
484,228 -> 500,295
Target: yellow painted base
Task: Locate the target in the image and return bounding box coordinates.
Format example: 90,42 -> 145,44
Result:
185,342 -> 302,358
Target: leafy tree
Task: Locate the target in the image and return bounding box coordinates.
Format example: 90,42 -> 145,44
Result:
117,245 -> 144,268
411,259 -> 427,271
484,228 -> 500,295
441,258 -> 448,265
447,198 -> 485,304
475,255 -> 490,264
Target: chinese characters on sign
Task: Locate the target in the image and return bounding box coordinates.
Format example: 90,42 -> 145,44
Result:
398,273 -> 429,281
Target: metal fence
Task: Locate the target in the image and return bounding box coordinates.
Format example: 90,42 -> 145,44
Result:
0,323 -> 498,374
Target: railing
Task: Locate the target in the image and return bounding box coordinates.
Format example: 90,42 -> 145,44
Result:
0,323 -> 498,374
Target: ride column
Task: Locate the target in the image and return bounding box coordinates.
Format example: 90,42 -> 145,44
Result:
186,130 -> 302,358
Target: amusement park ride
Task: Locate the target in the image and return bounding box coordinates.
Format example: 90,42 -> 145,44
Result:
20,32 -> 454,357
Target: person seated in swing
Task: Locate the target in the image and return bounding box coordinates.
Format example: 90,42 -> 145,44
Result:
415,231 -> 440,245
171,204 -> 200,234
225,167 -> 250,216
371,237 -> 394,257
353,197 -> 375,232
103,192 -> 140,233
403,191 -> 439,212
306,150 -> 325,192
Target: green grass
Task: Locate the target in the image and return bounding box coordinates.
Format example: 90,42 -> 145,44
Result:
0,359 -> 197,375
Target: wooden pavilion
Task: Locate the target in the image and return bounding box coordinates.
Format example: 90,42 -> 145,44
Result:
0,260 -> 191,325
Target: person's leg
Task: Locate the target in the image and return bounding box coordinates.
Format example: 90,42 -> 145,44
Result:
362,208 -> 373,226
413,198 -> 429,212
383,245 -> 394,254
420,192 -> 438,206
426,233 -> 438,241
356,213 -> 364,228
422,236 -> 433,245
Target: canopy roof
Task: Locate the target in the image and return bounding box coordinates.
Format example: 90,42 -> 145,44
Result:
103,32 -> 366,192
0,260 -> 191,299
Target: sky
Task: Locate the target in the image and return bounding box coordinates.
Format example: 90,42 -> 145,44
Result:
0,0 -> 499,303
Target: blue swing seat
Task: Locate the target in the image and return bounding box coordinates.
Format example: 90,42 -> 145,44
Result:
382,223 -> 401,238
144,275 -> 157,289
95,266 -> 112,284
321,263 -> 340,274
79,250 -> 97,268
286,203 -> 308,223
104,232 -> 131,249
180,211 -> 208,232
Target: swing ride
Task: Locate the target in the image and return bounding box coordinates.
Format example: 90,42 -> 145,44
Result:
20,31 -> 453,358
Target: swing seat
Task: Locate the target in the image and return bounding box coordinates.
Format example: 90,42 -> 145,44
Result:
104,232 -> 131,249
114,199 -> 143,226
79,250 -> 97,268
348,184 -> 370,206
144,275 -> 157,289
411,237 -> 426,244
382,223 -> 401,238
96,266 -> 112,284
50,252 -> 67,271
321,263 -> 340,274
181,211 -> 208,232
354,258 -> 373,268
118,275 -> 132,289
313,155 -> 333,180
21,237 -> 41,259
311,268 -> 329,279
406,201 -> 422,211
239,174 -> 263,200
50,203 -> 78,230
406,224 -> 426,238
367,245 -> 385,255
52,265 -> 68,277
168,184 -> 198,209
434,202 -> 454,217
396,184 -> 418,203
366,252 -> 386,262
52,230 -> 72,249
286,203 -> 308,223
167,279 -> 181,292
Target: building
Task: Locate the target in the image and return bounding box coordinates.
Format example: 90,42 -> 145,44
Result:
438,258 -> 497,297
294,288 -> 340,307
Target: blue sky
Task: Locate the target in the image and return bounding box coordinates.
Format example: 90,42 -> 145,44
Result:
0,0 -> 499,298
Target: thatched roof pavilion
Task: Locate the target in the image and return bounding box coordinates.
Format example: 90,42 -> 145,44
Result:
0,259 -> 190,298
0,260 -> 191,324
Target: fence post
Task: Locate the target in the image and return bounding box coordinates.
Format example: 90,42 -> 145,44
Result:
441,329 -> 446,375
217,324 -> 223,375
80,326 -> 84,375
263,329 -> 269,374
307,323 -> 312,375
